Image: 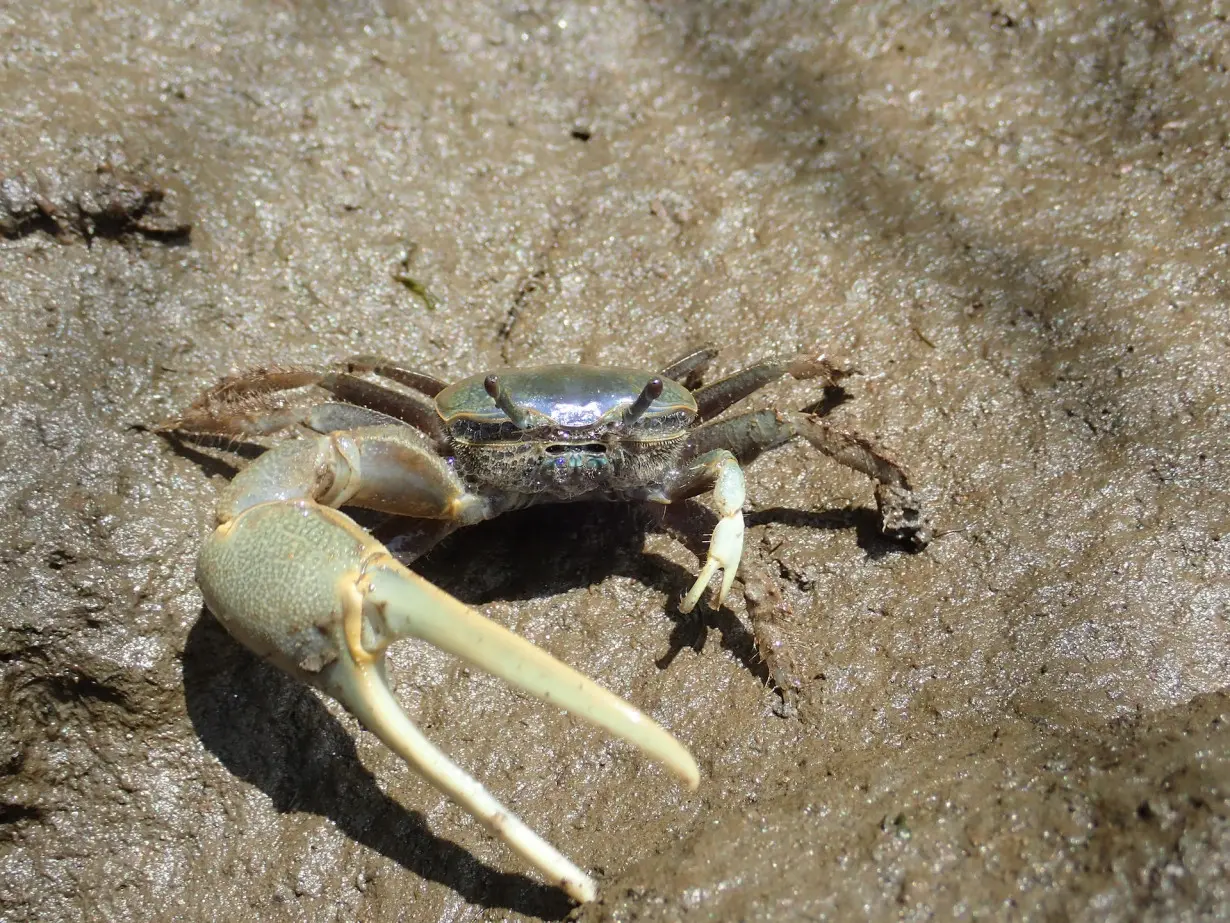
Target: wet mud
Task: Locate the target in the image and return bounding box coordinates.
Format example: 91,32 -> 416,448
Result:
1,2 -> 1227,921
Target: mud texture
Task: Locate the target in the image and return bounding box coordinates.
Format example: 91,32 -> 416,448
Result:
2,2 -> 1228,921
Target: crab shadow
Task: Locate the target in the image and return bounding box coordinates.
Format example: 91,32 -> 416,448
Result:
181,612 -> 575,919
400,498 -> 916,691
405,501 -> 775,683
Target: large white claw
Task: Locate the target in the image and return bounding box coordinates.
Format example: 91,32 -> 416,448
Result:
197,499 -> 699,902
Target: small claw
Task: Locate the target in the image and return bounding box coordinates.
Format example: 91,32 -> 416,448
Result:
678,450 -> 746,615
679,512 -> 745,613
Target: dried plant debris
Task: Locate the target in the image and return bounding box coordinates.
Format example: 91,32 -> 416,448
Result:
0,167 -> 191,241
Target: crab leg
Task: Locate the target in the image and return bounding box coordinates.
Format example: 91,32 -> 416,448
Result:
690,353 -> 854,421
156,361 -> 448,444
687,409 -> 931,548
659,345 -> 719,387
197,426 -> 698,900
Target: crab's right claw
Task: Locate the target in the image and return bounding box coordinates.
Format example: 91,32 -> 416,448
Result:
679,449 -> 746,614
197,499 -> 698,903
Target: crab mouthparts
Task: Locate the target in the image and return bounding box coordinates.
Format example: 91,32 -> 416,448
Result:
545,443 -> 606,454
545,442 -> 610,471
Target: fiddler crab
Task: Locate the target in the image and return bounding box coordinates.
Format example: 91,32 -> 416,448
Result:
160,346 -> 929,902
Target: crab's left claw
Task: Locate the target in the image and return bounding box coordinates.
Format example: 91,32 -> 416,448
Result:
198,497 -> 698,903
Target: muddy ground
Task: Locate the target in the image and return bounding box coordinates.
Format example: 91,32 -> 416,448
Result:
2,1 -> 1228,921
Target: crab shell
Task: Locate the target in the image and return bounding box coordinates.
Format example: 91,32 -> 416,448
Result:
436,365 -> 697,429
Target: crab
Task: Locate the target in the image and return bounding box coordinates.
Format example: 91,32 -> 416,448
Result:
160,345 -> 930,902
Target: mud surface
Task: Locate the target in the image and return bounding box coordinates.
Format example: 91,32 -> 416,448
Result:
2,2 -> 1228,921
